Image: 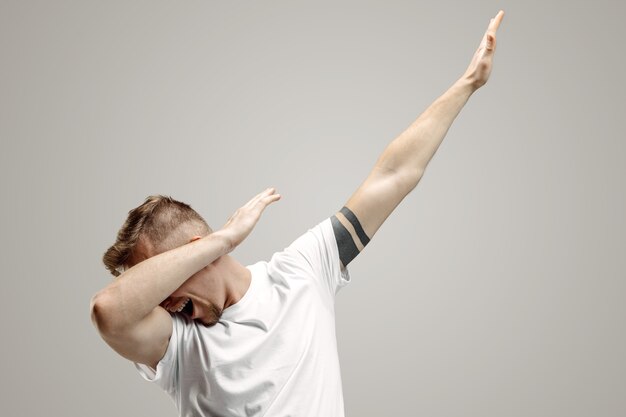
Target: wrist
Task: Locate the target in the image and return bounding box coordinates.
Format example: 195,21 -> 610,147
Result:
206,230 -> 236,255
454,76 -> 479,96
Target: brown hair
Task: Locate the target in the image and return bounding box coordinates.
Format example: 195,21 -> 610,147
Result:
102,195 -> 212,277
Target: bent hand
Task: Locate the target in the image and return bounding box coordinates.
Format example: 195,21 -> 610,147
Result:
461,10 -> 505,90
220,187 -> 281,251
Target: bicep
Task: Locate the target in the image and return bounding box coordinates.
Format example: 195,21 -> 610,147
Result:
332,167 -> 415,267
100,306 -> 172,370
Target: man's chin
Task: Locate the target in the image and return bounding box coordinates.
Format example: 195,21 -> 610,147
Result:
197,318 -> 218,327
195,305 -> 222,327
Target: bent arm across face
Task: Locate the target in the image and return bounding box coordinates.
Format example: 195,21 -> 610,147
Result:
90,232 -> 232,368
91,187 -> 281,368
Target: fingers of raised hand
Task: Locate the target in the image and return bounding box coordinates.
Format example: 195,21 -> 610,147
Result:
488,11 -> 504,31
486,12 -> 503,30
482,14 -> 502,52
492,10 -> 504,31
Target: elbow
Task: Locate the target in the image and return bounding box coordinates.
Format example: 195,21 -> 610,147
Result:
394,167 -> 424,194
90,292 -> 122,336
374,164 -> 423,192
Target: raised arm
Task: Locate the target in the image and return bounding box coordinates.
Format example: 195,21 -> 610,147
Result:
332,11 -> 505,268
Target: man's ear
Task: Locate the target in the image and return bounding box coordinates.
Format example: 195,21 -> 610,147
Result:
189,235 -> 202,243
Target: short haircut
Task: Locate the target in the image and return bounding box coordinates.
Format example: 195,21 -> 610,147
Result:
102,195 -> 212,277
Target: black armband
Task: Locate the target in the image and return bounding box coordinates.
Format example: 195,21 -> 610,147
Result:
339,206 -> 370,246
331,206 -> 371,267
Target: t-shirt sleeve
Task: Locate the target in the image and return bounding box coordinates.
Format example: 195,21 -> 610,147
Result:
134,314 -> 182,396
270,217 -> 351,297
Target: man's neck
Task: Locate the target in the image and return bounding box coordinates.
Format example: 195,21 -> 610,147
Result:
213,255 -> 252,310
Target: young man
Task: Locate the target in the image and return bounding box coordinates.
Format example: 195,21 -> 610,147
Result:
91,11 -> 504,417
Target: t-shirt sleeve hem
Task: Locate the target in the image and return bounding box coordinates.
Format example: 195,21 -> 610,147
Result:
133,315 -> 177,384
321,217 -> 351,292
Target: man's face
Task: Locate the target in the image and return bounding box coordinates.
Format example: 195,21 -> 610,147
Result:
158,273 -> 224,327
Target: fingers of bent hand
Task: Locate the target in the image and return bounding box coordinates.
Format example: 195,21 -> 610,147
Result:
244,187 -> 277,207
245,188 -> 281,210
258,188 -> 280,205
264,193 -> 281,205
257,187 -> 276,199
258,187 -> 278,200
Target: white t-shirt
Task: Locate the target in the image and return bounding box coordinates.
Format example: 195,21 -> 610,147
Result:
135,218 -> 351,417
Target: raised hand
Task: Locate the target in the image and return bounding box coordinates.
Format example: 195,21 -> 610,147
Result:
461,10 -> 505,90
220,187 -> 282,251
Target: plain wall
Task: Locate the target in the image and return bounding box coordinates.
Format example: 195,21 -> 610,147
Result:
1,0 -> 624,416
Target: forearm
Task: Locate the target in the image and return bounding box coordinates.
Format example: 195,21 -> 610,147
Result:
375,77 -> 476,188
91,231 -> 231,332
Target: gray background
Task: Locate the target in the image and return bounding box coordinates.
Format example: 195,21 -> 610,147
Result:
1,0 -> 624,416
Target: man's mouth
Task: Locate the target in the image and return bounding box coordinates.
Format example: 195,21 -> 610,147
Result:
181,298 -> 194,316
175,298 -> 189,313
